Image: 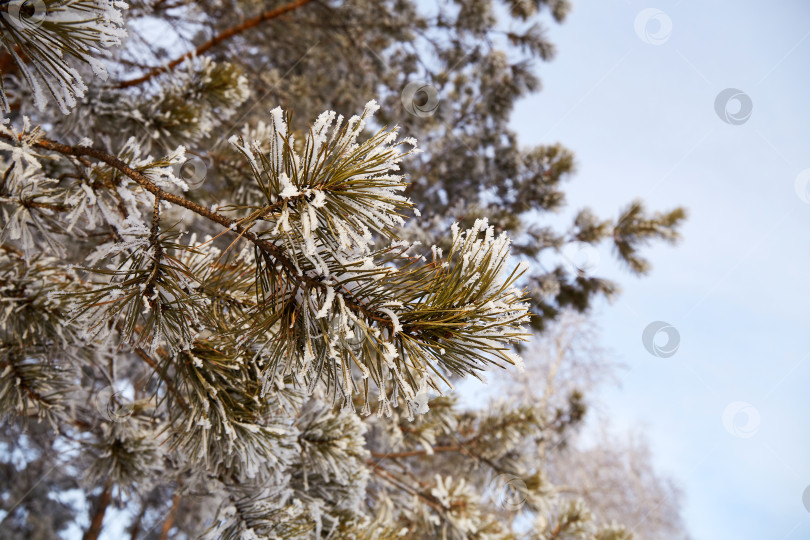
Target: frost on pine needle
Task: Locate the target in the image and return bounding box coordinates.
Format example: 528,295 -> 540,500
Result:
66,228 -> 207,353
84,416 -> 164,497
0,249 -> 80,426
0,0 -> 128,114
216,103 -> 533,419
0,88 -> 564,538
170,346 -> 301,480
0,128 -> 108,261
295,397 -> 369,490
227,100 -> 416,258
129,57 -> 251,150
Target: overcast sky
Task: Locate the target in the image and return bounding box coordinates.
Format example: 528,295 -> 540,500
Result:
504,1 -> 810,538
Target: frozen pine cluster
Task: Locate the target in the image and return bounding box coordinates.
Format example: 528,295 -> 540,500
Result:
224,102 -> 531,420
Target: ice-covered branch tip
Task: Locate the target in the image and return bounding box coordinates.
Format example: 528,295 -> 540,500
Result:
228,100 -> 420,260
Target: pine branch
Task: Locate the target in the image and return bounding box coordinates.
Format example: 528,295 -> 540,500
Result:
0,131 -> 396,331
116,0 -> 317,88
158,481 -> 183,540
367,460 -> 446,514
0,0 -> 127,112
2,108 -> 533,414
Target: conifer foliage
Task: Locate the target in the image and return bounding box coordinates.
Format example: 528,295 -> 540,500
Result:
0,1 -> 687,539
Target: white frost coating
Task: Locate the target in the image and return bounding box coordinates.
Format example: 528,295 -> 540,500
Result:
148,146 -> 190,191
515,260 -> 530,275
309,189 -> 327,208
315,286 -> 335,319
381,342 -> 398,367
503,351 -> 525,373
228,134 -> 261,174
84,215 -> 151,265
8,0 -> 128,114
268,106 -> 287,173
300,205 -> 313,253
379,308 -> 402,336
412,378 -> 430,415
79,183 -> 97,205
278,173 -> 300,198
390,239 -> 411,250
307,109 -> 336,171
272,206 -> 290,234
390,363 -> 415,410
335,294 -> 353,339
301,201 -> 319,256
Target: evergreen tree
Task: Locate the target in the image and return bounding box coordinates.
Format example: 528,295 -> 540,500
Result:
497,312 -> 692,540
0,1 -> 687,538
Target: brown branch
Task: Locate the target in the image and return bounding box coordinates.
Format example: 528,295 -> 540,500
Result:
370,445 -> 463,459
158,482 -> 183,540
366,460 -> 445,513
144,192 -> 163,304
128,500 -> 148,540
82,479 -> 113,540
117,0 -> 316,88
370,416 -> 533,460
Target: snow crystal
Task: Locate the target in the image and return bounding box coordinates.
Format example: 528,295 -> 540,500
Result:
379,307 -> 402,336
412,378 -> 430,415
503,350 -> 525,373
315,286 -> 335,319
381,342 -> 398,367
278,173 -> 300,199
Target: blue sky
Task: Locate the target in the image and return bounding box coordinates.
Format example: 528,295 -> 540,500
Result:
504,1 -> 810,538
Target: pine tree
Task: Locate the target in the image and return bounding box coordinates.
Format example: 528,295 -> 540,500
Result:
0,1 -> 687,539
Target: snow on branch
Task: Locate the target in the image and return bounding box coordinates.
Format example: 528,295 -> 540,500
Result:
0,0 -> 128,113
223,102 -> 530,419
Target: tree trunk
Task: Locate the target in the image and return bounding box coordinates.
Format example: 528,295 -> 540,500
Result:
82,480 -> 112,540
